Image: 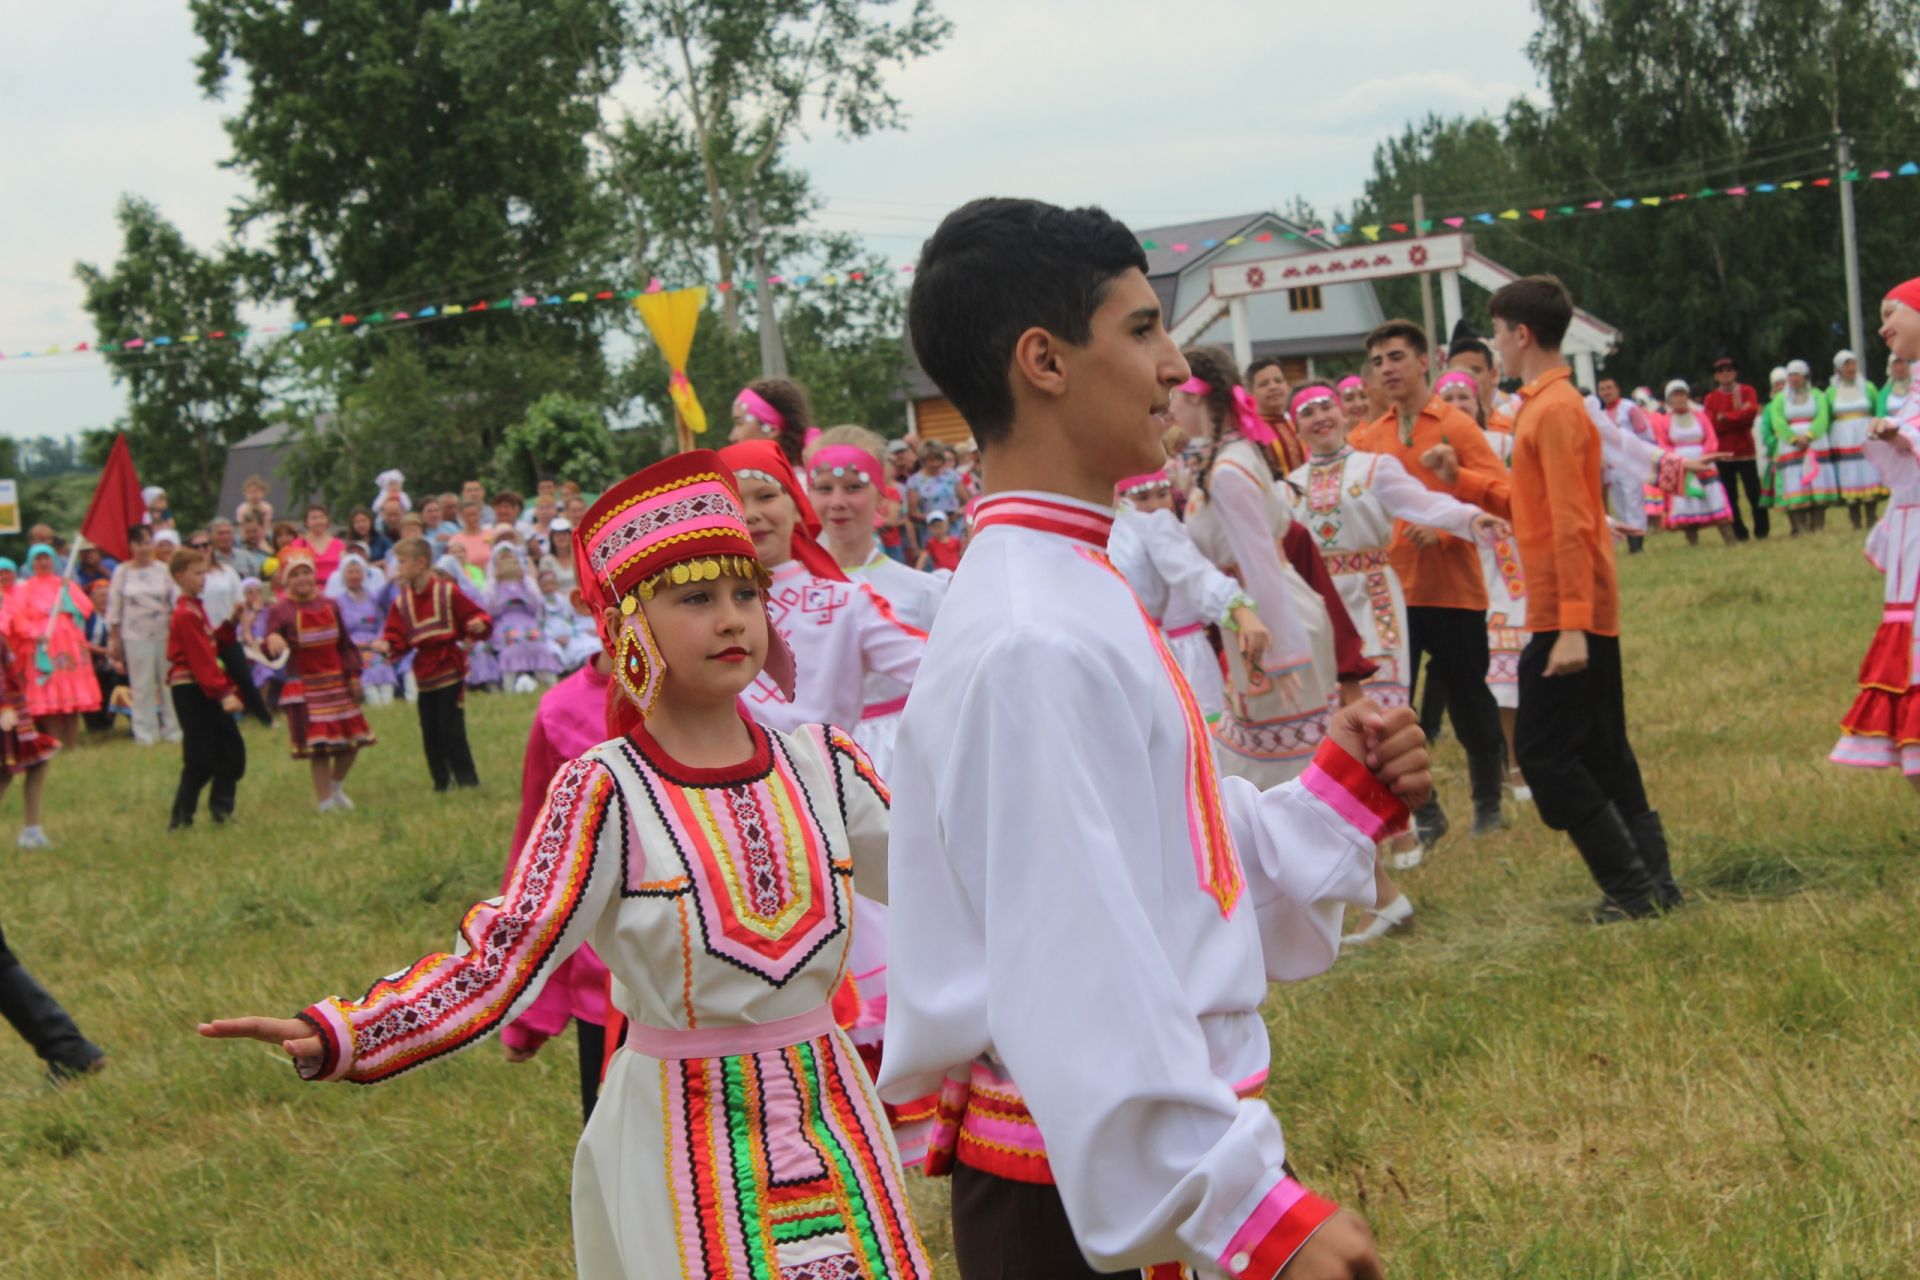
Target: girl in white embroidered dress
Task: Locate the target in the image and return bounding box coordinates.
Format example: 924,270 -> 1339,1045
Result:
199,451 -> 931,1280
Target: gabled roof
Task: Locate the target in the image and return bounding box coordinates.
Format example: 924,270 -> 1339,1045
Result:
1136,212 -> 1333,279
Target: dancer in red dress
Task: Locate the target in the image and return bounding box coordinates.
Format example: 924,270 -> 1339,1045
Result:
262,549 -> 376,813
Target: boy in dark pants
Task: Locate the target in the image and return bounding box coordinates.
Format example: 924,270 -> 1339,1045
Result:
1487,275 -> 1679,920
1,915 -> 104,1083
374,536 -> 491,791
166,548 -> 247,830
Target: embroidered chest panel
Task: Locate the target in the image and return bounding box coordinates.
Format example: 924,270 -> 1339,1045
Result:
402,581 -> 456,643
618,740 -> 849,986
292,602 -> 340,650
767,577 -> 852,629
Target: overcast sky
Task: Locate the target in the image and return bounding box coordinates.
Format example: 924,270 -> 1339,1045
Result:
0,0 -> 1540,441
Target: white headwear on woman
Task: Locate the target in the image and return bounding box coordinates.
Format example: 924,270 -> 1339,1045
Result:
1786,358 -> 1811,376
485,539 -> 525,590
325,552 -> 385,600
142,485 -> 166,506
1769,365 -> 1788,388
1832,349 -> 1860,383
1664,378 -> 1690,400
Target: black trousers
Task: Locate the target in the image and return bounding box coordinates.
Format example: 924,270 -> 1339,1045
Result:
0,916 -> 104,1074
1513,632 -> 1649,832
951,1164 -> 1126,1279
417,684 -> 479,791
576,1019 -> 606,1125
171,685 -> 247,823
1406,605 -> 1505,759
218,640 -> 273,726
1718,459 -> 1768,540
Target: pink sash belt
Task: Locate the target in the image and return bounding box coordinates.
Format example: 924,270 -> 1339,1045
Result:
860,694 -> 910,720
1163,622 -> 1206,640
623,1003 -> 836,1060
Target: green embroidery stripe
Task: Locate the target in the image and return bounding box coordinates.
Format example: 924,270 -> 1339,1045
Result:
722,1054 -> 776,1280
771,1212 -> 845,1244
794,1041 -> 887,1270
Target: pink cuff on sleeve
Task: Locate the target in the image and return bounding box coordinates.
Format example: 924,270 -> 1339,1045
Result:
1300,738 -> 1409,840
1218,1178 -> 1340,1279
298,1001 -> 355,1083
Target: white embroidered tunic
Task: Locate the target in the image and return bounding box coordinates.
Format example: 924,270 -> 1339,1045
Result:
745,559 -> 927,737
1288,447 -> 1490,709
297,720 -> 930,1279
844,548 -> 948,775
879,491 -> 1403,1277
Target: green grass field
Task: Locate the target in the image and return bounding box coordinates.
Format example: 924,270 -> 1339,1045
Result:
2,527 -> 1914,1278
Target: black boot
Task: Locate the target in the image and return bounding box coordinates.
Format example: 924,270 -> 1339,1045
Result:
1567,804 -> 1661,923
0,959 -> 105,1082
1626,535 -> 1644,555
1468,751 -> 1509,836
1413,795 -> 1449,847
1626,809 -> 1682,909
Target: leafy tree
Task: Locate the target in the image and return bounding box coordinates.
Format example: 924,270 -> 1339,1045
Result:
189,0 -> 629,490
609,0 -> 951,334
492,392 -> 623,491
73,196 -> 275,527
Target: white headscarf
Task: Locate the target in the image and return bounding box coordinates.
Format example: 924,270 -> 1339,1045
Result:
325,552 -> 385,600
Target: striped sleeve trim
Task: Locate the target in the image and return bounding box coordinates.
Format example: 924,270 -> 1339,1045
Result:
1299,738 -> 1407,841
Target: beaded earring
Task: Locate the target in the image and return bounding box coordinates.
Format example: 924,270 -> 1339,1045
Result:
613,594 -> 665,716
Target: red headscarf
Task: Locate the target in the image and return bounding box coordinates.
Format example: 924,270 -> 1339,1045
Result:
716,439 -> 849,583
1886,276 -> 1920,315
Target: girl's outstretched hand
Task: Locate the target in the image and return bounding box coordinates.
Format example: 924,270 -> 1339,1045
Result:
199,1016 -> 323,1075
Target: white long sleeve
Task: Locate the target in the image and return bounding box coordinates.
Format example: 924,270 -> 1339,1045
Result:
1208,465 -> 1310,674
1138,508 -> 1246,625
1366,453 -> 1492,538
853,583 -> 926,687
1589,400 -> 1664,482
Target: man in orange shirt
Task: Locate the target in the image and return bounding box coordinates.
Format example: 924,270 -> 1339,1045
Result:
1486,275 -> 1678,921
1349,320 -> 1512,841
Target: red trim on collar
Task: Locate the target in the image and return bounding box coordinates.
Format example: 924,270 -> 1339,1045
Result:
970,494 -> 1114,549
628,710 -> 772,786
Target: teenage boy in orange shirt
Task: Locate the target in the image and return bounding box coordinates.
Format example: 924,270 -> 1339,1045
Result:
1485,275 -> 1679,921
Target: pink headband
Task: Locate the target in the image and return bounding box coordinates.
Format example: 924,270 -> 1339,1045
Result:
1336,375 -> 1365,393
1290,386 -> 1338,417
735,387 -> 785,431
1176,377 -> 1278,446
1433,370 -> 1480,399
1117,469 -> 1170,494
810,444 -> 884,485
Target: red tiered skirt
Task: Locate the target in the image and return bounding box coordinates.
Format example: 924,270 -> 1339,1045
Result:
1831,614 -> 1920,775
283,672 -> 377,758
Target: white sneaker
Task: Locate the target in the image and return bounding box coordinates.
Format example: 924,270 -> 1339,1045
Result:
318,795 -> 338,814
16,827 -> 50,849
1343,893 -> 1415,947
332,787 -> 354,811
1388,842 -> 1426,870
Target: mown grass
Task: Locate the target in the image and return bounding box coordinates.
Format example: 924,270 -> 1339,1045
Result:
2,526 -> 1914,1277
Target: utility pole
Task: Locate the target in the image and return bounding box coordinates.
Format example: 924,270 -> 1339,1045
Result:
745,195 -> 789,378
1414,192 -> 1437,359
1836,133 -> 1864,360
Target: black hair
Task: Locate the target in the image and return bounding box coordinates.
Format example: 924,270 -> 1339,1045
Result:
908,198 -> 1148,447
1245,356 -> 1287,383
741,377 -> 815,465
1488,275 -> 1574,350
1365,319 -> 1430,359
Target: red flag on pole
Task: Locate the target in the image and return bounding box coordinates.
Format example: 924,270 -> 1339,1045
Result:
79,433 -> 146,562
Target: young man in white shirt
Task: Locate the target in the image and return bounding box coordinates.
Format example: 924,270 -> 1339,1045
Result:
879,197 -> 1430,1280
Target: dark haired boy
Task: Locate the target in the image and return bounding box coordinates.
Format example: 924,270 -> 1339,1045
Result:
165,548 -> 246,829
1348,320 -> 1514,840
878,197 -> 1431,1280
1486,274 -> 1679,920
1245,355 -> 1306,471
373,536 -> 491,791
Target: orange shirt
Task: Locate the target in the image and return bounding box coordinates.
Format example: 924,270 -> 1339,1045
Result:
1348,395 -> 1510,610
1509,367 -> 1618,636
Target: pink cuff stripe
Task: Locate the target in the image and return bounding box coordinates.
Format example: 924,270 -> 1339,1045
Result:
1219,1179 -> 1340,1280
1301,739 -> 1408,841
300,1001 -> 353,1082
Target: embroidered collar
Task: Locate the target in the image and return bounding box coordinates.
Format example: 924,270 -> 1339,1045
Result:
629,710 -> 773,788
970,491 -> 1115,549
1309,446 -> 1353,465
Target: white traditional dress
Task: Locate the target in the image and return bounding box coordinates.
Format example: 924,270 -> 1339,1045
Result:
1109,504 -> 1248,722
1477,429 -> 1527,707
745,560 -> 926,734
1589,395 -> 1659,533
1186,438 -> 1337,785
1654,408 -> 1734,527
1761,387 -> 1835,509
1832,405 -> 1920,776
1827,373 -> 1889,503
1290,446 -> 1497,712
879,491 -> 1404,1276
843,546 -> 947,775
297,718 -> 931,1279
